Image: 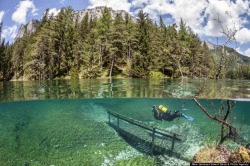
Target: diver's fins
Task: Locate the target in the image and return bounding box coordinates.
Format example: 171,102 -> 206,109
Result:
181,113 -> 194,121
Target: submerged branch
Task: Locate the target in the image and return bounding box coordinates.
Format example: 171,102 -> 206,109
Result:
193,98 -> 237,145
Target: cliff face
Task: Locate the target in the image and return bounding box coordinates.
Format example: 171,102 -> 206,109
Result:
15,19 -> 40,40
75,6 -> 131,21
15,6 -> 132,40
206,41 -> 250,64
205,41 -> 218,50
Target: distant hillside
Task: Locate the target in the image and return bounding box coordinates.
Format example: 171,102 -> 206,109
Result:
205,41 -> 250,64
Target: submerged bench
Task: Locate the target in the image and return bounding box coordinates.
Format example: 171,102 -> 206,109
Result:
107,110 -> 182,155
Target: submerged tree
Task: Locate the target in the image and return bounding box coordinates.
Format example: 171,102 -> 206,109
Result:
214,13 -> 238,80
193,98 -> 238,145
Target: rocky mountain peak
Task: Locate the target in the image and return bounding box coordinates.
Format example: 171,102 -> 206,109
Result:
75,6 -> 132,22
15,19 -> 40,40
205,41 -> 219,50
15,6 -> 133,40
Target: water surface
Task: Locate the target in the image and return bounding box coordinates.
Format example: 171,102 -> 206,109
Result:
1,78 -> 250,101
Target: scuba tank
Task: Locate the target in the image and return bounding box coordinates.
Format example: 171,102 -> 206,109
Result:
158,105 -> 168,113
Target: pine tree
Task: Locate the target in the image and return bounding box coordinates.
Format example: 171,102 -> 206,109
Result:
0,26 -> 13,81
108,13 -> 125,78
0,22 -> 13,81
123,13 -> 138,76
4,7 -> 239,80
131,10 -> 151,77
81,16 -> 101,78
24,9 -> 57,80
96,7 -> 112,73
12,35 -> 28,79
201,42 -> 213,78
164,24 -> 184,78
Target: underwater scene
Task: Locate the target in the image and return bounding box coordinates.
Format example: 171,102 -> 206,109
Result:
0,79 -> 250,165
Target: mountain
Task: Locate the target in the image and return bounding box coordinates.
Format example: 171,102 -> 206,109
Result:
15,6 -> 132,40
15,19 -> 40,40
75,6 -> 131,21
205,41 -> 250,64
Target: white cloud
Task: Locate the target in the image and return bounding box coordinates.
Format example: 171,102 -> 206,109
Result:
203,0 -> 249,37
132,0 -> 148,8
131,0 -> 208,34
129,0 -> 250,38
87,0 -> 250,57
88,0 -> 131,11
12,0 -> 38,24
0,11 -> 4,22
236,47 -> 250,57
245,48 -> 250,57
235,28 -> 250,44
2,25 -> 18,40
60,0 -> 66,4
48,8 -> 61,17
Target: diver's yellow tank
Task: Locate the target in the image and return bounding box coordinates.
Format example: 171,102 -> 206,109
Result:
158,105 -> 168,113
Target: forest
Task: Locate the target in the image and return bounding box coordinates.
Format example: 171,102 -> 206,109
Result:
0,6 -> 249,81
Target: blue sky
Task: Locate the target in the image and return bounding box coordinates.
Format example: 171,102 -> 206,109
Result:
0,0 -> 250,56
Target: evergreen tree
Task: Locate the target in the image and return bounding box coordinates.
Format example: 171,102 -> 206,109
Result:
12,35 -> 28,79
24,9 -> 57,80
81,17 -> 101,78
131,10 -> 151,77
2,7 -> 241,81
0,22 -> 13,81
108,13 -> 126,78
123,13 -> 138,76
96,7 -> 112,73
201,42 -> 213,78
164,24 -> 184,78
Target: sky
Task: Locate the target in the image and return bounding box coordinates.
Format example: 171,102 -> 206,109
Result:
0,0 -> 250,57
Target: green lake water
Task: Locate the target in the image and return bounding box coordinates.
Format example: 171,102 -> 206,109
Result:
0,78 -> 249,165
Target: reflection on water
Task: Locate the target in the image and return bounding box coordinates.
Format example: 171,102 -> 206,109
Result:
0,78 -> 250,101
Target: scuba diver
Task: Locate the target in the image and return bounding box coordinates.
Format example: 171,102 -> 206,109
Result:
152,105 -> 194,122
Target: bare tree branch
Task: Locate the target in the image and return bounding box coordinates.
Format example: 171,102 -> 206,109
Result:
214,12 -> 239,79
193,98 -> 238,145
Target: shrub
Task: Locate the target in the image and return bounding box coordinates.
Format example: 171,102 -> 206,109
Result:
149,71 -> 163,78
69,68 -> 79,79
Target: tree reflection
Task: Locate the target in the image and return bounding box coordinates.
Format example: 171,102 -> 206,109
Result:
0,78 -> 250,101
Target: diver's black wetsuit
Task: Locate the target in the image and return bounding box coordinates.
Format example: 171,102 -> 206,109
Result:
152,105 -> 182,121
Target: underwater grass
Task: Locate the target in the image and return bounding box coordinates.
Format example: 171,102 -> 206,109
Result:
114,155 -> 155,166
0,100 -> 156,166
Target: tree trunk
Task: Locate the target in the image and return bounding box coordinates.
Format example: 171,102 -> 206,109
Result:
99,45 -> 102,72
216,45 -> 225,80
177,60 -> 184,80
193,98 -> 237,145
109,56 -> 115,79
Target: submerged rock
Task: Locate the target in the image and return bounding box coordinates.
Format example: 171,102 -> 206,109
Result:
228,146 -> 250,163
192,145 -> 231,163
193,145 -> 250,163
